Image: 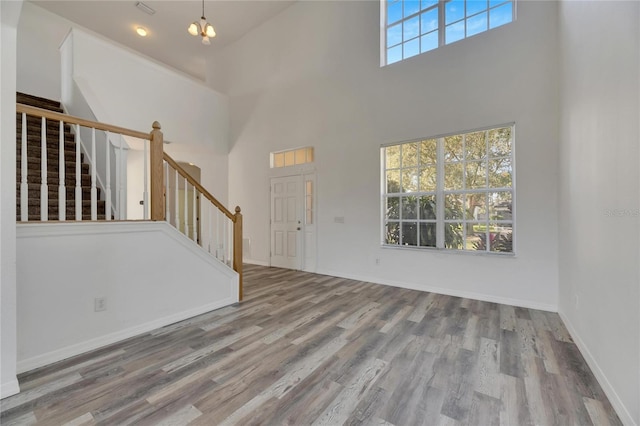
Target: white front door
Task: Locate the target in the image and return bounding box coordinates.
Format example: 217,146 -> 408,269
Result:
270,175 -> 303,269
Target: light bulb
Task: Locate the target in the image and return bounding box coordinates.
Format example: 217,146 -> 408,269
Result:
136,27 -> 148,37
188,22 -> 199,36
205,24 -> 216,38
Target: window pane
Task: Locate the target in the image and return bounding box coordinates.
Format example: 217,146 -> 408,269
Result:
465,131 -> 486,160
419,166 -> 437,191
488,157 -> 512,188
419,222 -> 437,247
445,222 -> 464,249
402,168 -> 419,192
445,135 -> 463,161
295,148 -> 306,164
419,195 -> 437,219
421,0 -> 438,10
467,11 -> 488,37
387,45 -> 403,64
489,223 -> 513,252
467,193 -> 487,220
386,196 -> 400,220
404,0 -> 421,18
444,163 -> 463,190
273,152 -> 284,168
466,225 -> 485,251
445,0 -> 464,24
489,1 -> 513,29
465,161 -> 487,189
386,222 -> 400,245
445,21 -> 465,44
387,23 -> 403,48
386,145 -> 401,169
489,192 -> 512,220
420,8 -> 438,34
284,151 -> 295,166
467,0 -> 488,16
445,194 -> 464,220
306,147 -> 314,162
404,38 -> 420,59
388,0 -> 403,24
402,142 -> 418,167
488,127 -> 512,157
420,139 -> 437,164
402,196 -> 418,219
386,170 -> 401,193
490,0 -> 509,7
421,31 -> 439,53
401,222 -> 418,246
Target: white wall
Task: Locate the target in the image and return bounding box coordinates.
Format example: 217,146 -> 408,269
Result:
0,0 -> 23,400
558,2 -> 640,425
210,0 -> 560,310
16,222 -> 238,372
17,4 -> 231,206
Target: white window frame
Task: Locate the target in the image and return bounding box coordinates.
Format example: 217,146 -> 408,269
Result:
381,0 -> 516,66
381,124 -> 515,254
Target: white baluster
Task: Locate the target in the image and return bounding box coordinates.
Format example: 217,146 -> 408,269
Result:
208,204 -> 212,254
115,135 -> 121,219
215,208 -> 220,260
41,117 -> 48,221
143,139 -> 149,220
222,210 -> 227,263
58,120 -> 66,221
105,131 -> 111,221
75,124 -> 81,221
164,161 -> 170,224
20,113 -> 28,221
184,177 -> 189,237
192,185 -> 197,243
90,128 -> 97,220
174,168 -> 179,230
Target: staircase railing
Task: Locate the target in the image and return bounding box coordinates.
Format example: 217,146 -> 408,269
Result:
16,103 -> 243,300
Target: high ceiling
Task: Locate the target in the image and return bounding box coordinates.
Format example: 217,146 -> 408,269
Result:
32,0 -> 296,81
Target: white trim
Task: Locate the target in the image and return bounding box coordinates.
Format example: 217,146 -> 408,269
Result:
558,311 -> 637,426
315,267 -> 557,312
0,379 -> 20,400
17,298 -> 235,374
244,258 -> 270,267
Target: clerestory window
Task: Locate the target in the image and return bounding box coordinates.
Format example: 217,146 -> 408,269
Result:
382,0 -> 515,65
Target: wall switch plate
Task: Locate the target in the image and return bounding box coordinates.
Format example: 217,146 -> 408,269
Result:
94,297 -> 107,312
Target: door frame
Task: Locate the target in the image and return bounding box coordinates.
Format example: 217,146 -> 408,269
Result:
269,172 -> 316,272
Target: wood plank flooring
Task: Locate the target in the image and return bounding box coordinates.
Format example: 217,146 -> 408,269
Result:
1,265 -> 621,425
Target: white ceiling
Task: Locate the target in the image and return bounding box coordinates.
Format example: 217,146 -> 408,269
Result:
31,0 -> 295,81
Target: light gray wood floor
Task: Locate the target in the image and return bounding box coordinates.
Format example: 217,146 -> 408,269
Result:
1,265 -> 621,425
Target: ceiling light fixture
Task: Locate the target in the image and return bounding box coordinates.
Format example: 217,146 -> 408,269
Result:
188,0 -> 216,45
136,27 -> 148,37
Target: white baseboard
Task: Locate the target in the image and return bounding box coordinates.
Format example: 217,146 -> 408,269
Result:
17,298 -> 235,374
315,268 -> 557,312
0,379 -> 20,400
558,311 -> 637,426
244,258 -> 269,267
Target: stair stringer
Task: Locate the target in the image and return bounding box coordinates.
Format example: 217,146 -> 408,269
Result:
16,221 -> 239,373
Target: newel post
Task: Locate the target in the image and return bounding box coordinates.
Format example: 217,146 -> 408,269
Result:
233,206 -> 243,301
150,121 -> 164,221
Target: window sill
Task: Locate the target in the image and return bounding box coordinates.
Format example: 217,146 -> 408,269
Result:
380,244 -> 516,258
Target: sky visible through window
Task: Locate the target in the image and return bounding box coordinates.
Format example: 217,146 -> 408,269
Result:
386,0 -> 514,65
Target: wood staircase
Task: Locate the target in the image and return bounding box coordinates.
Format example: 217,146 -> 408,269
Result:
16,93 -> 106,221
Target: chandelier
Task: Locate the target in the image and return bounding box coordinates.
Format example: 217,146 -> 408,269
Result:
188,0 -> 216,45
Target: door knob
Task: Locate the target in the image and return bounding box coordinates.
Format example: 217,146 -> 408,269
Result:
297,227 -> 301,230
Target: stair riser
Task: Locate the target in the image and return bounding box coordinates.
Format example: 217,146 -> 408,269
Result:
17,93 -> 63,112
17,152 -> 85,163
17,160 -> 90,174
19,174 -> 92,186
16,188 -> 98,200
17,131 -> 76,144
17,122 -> 73,135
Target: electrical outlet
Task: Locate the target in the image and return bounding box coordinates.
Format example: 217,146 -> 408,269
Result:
94,297 -> 107,312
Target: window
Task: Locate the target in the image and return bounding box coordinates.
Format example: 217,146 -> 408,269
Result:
383,0 -> 515,65
271,147 -> 314,168
382,125 -> 514,253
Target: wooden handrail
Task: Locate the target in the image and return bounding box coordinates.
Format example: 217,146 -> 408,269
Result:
163,153 -> 236,222
16,104 -> 150,140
